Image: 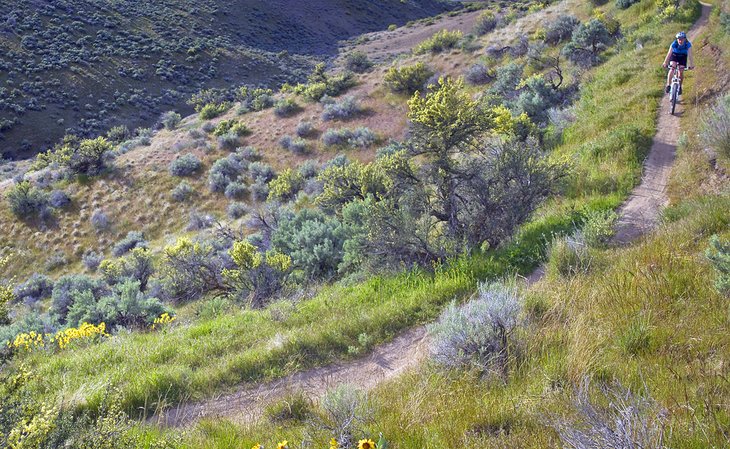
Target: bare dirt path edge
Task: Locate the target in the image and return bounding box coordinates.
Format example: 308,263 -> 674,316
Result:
154,3 -> 712,428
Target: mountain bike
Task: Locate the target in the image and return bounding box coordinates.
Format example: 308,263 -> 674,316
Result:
668,66 -> 691,115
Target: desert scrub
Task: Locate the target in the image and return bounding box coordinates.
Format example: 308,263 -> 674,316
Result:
279,135 -> 310,154
13,273 -> 53,304
322,96 -> 363,121
160,111 -> 182,130
322,127 -> 376,149
414,29 -> 463,54
213,119 -> 250,137
90,209 -> 110,232
296,121 -> 315,138
198,102 -> 230,120
111,231 -> 148,257
428,282 -> 521,377
274,98 -> 301,117
473,11 -> 497,35
344,51 -> 373,73
6,181 -> 49,220
169,153 -> 202,177
464,63 -> 492,85
171,181 -> 194,202
384,62 -> 434,94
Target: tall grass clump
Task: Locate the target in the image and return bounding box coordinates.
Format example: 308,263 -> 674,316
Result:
547,234 -> 592,278
549,379 -> 668,449
706,234 -> 730,296
428,282 -> 521,377
700,93 -> 730,157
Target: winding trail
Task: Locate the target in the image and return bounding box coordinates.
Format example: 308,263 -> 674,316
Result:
153,3 -> 712,428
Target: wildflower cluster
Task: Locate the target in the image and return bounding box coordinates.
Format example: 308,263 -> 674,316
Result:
51,322 -> 108,350
0,252 -> 14,324
151,312 -> 176,330
8,322 -> 109,353
251,438 -> 377,449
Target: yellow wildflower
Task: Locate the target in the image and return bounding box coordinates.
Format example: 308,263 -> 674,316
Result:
330,438 -> 339,449
277,441 -> 288,449
358,439 -> 376,449
50,322 -> 108,350
151,312 -> 176,330
251,444 -> 263,449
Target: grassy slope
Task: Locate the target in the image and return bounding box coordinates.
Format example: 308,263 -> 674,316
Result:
3,1 -> 712,445
157,1 -> 730,448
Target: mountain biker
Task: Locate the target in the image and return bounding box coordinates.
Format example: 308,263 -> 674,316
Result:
662,31 -> 694,95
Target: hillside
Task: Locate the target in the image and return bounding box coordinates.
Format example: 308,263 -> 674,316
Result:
0,0 -> 454,159
1,0 -> 729,447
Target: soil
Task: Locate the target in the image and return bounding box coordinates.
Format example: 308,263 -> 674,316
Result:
153,2 -> 711,429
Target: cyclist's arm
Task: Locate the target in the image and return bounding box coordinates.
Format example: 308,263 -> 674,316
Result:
662,47 -> 672,67
687,47 -> 694,68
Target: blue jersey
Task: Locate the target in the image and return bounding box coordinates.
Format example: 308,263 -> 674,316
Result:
670,39 -> 691,55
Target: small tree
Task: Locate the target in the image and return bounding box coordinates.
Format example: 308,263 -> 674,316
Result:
562,19 -> 611,66
158,238 -> 227,303
6,181 -> 49,219
223,240 -> 292,308
68,137 -> 114,175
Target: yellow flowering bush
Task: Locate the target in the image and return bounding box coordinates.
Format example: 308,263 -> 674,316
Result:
8,323 -> 109,353
151,312 -> 176,330
223,241 -> 292,307
6,403 -> 58,449
0,252 -> 14,325
51,322 -> 109,350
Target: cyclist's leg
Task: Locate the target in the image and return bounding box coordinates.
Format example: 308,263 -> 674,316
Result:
666,61 -> 677,92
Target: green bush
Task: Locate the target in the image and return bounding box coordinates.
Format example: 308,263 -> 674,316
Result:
199,102 -> 230,120
582,209 -> 618,247
384,62 -> 434,94
700,94 -> 730,157
274,98 -> 301,117
473,11 -> 497,36
414,29 -> 463,54
6,181 -> 49,219
344,51 -> 373,73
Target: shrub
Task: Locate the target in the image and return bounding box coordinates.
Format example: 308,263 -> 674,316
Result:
48,190 -> 71,209
238,146 -> 261,161
279,135 -> 310,154
562,19 -> 611,66
169,154 -> 202,177
322,96 -> 363,121
384,62 -> 434,94
68,137 -> 115,175
473,11 -> 497,35
544,15 -> 580,44
489,62 -> 523,99
171,181 -> 194,202
237,87 -> 274,112
296,121 -> 315,138
272,208 -> 347,278
14,273 -> 53,304
66,280 -> 166,329
547,234 -> 592,277
322,127 -> 376,149
582,209 -> 618,247
274,98 -> 301,117
199,102 -> 230,120
344,51 -> 373,73
251,178 -> 270,201
217,132 -> 240,151
700,94 -> 730,157
464,63 -> 491,85
429,282 -> 520,376
45,251 -> 68,271
82,250 -> 103,272
186,212 -> 215,231
90,209 -> 110,232
268,169 -> 304,202
706,235 -> 730,296
160,111 -> 182,130
50,274 -> 107,322
298,160 -> 320,179
227,202 -> 248,219
314,385 -> 372,448
6,181 -> 49,219
249,162 -> 276,182
514,75 -> 562,123
616,0 -> 640,8
414,29 -> 463,54
107,125 -> 131,143
158,237 -> 227,303
111,231 -> 147,257
213,120 -> 250,137
208,156 -> 244,193
223,240 -> 292,308
224,181 -> 248,200
549,379 -> 668,449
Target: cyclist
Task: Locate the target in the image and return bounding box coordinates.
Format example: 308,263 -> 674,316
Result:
662,31 -> 694,95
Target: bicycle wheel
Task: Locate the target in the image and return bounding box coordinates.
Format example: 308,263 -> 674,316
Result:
670,85 -> 677,115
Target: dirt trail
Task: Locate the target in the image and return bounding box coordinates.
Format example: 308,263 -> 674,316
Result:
613,2 -> 711,243
154,3 -> 712,428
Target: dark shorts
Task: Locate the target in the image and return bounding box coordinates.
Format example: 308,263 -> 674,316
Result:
669,52 -> 688,67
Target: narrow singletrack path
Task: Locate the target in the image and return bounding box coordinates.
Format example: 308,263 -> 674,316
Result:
614,2 -> 711,243
154,2 -> 712,428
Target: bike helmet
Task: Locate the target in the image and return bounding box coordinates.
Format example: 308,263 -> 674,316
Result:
676,31 -> 687,39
